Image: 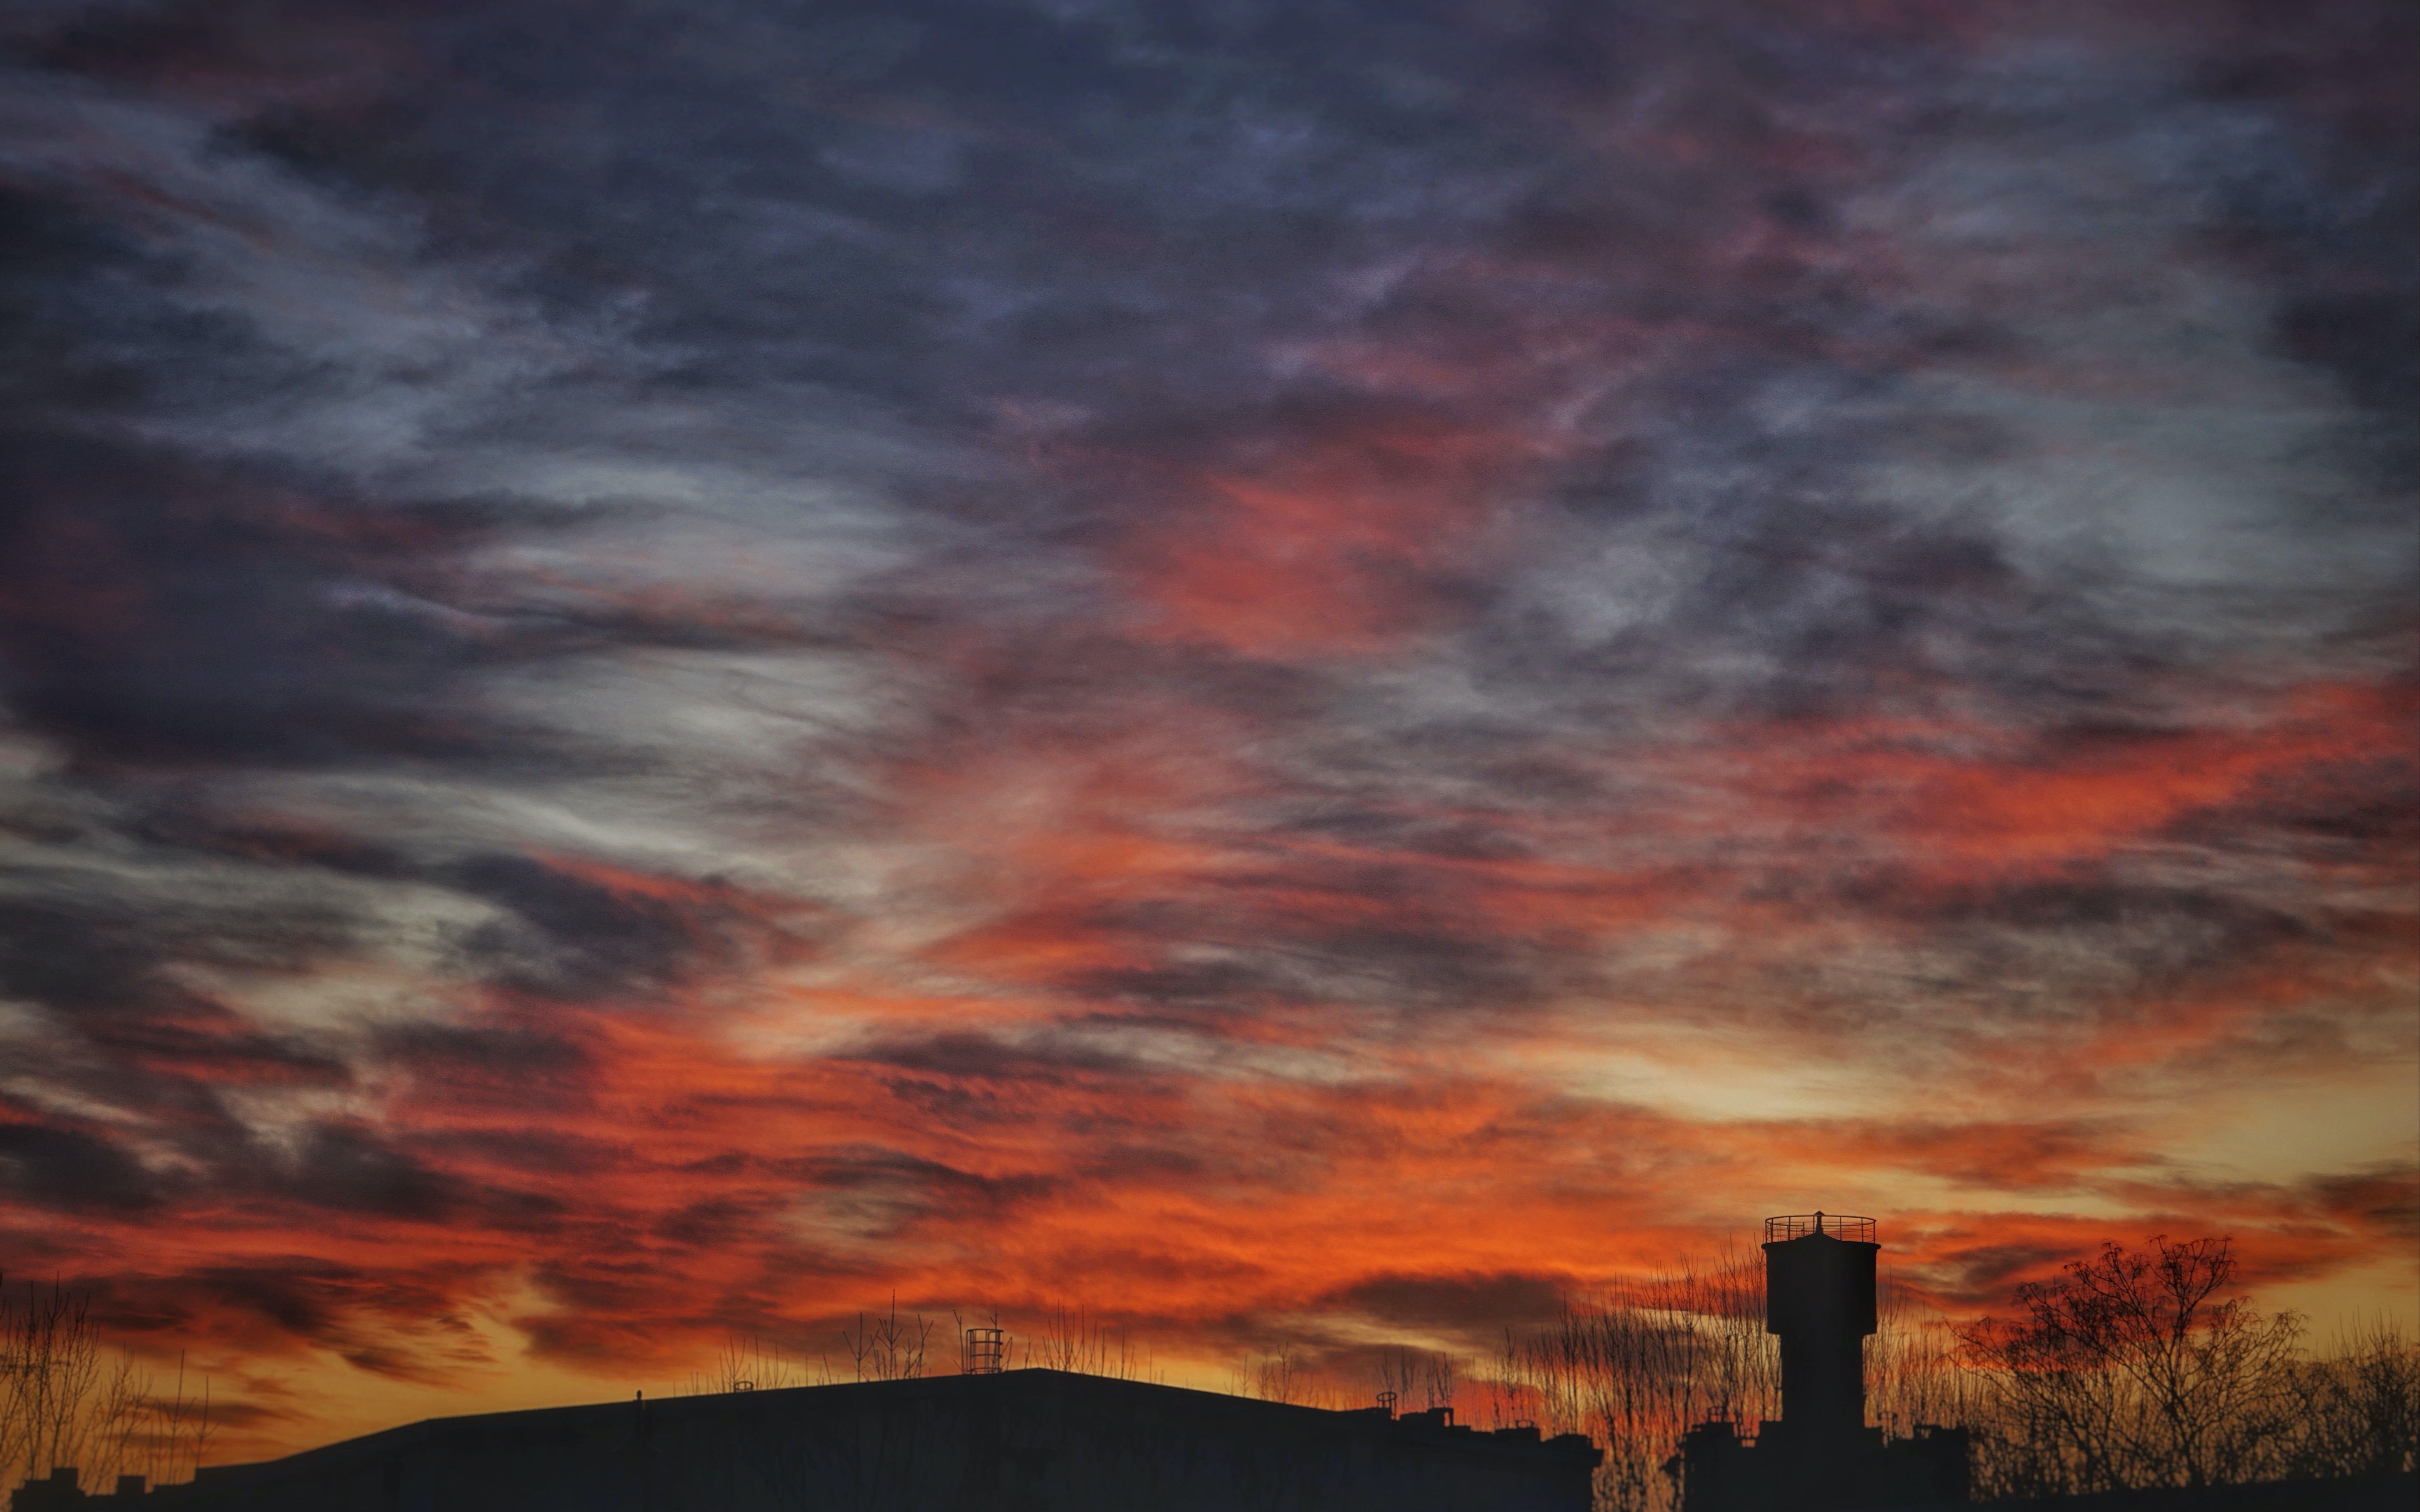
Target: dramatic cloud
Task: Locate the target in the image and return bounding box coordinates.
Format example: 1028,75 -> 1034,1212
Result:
1,0 -> 2413,1458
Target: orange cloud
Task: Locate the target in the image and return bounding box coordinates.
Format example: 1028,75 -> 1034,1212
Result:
1118,420 -> 1552,658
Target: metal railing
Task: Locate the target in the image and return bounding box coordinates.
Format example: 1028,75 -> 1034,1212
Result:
1764,1211 -> 1875,1243
961,1326 -> 1006,1375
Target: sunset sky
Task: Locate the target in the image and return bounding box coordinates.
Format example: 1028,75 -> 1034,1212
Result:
2,0 -> 2414,1461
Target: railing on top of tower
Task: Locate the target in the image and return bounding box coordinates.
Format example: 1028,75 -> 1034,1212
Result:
1764,1211 -> 1876,1243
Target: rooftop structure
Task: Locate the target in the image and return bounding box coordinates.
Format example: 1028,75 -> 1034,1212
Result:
15,1368 -> 1599,1512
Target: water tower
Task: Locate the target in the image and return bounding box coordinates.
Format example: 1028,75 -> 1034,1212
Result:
1677,1212 -> 1965,1512
1762,1210 -> 1877,1440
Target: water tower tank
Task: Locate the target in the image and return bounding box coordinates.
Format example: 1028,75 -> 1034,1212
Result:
1762,1211 -> 1878,1438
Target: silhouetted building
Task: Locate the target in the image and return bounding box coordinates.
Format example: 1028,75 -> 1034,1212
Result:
12,1470 -> 152,1510
1673,1212 -> 1968,1512
14,1368 -> 1599,1512
12,1470 -> 152,1508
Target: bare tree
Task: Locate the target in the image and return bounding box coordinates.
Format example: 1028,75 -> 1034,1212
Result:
1491,1253 -> 1788,1512
0,1278 -> 215,1494
159,1361 -> 215,1490
1,1277 -> 102,1489
1375,1347 -> 1414,1414
2282,1318 -> 2420,1482
1422,1351 -> 1458,1414
1960,1235 -> 2302,1494
1865,1265 -> 1983,1442
689,1332 -> 824,1396
1021,1307 -> 1152,1379
838,1296 -> 931,1382
1246,1343 -> 1305,1406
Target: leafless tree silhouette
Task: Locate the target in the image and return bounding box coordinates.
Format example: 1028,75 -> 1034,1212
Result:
2282,1317 -> 2420,1482
1489,1252 -> 1785,1512
0,1277 -> 214,1493
840,1295 -> 933,1383
1958,1235 -> 2303,1494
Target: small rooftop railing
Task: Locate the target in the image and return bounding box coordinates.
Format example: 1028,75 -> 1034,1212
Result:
1764,1211 -> 1874,1244
961,1327 -> 1006,1375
